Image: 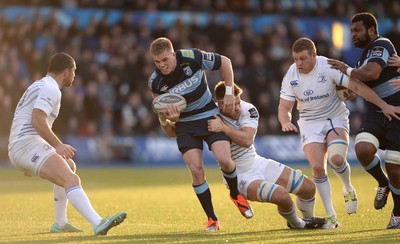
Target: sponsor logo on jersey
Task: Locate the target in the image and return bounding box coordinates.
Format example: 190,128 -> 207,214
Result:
301,134 -> 307,143
290,80 -> 299,86
203,52 -> 214,61
180,49 -> 194,59
303,90 -> 314,96
160,85 -> 168,92
371,47 -> 384,58
248,108 -> 259,118
31,154 -> 40,163
183,66 -> 192,76
170,76 -> 199,93
317,74 -> 327,83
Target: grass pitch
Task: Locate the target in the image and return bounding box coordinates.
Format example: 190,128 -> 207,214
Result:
0,166 -> 399,243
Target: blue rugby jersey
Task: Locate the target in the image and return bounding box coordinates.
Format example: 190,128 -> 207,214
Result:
356,37 -> 400,110
148,48 -> 221,122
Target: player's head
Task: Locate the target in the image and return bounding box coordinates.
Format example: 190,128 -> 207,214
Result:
292,37 -> 317,74
48,52 -> 76,88
214,81 -> 243,120
351,12 -> 378,49
150,37 -> 177,75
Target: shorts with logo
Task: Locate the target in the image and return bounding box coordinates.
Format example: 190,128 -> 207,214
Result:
298,116 -> 349,148
8,136 -> 56,176
234,155 -> 285,199
358,110 -> 400,151
175,116 -> 229,154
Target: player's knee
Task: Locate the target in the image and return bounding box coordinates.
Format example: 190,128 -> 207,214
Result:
327,139 -> 347,168
257,181 -> 279,202
296,177 -> 316,200
65,158 -> 76,173
355,133 -> 379,164
311,164 -> 326,176
286,169 -> 304,195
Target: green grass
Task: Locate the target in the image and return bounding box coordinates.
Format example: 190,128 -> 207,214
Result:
0,166 -> 399,243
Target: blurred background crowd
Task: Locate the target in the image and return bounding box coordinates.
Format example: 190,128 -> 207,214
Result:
1,0 -> 400,161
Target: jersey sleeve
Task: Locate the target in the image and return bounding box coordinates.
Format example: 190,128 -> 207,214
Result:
328,66 -> 350,88
240,102 -> 259,129
280,66 -> 296,101
193,49 -> 222,71
368,38 -> 395,69
33,85 -> 60,116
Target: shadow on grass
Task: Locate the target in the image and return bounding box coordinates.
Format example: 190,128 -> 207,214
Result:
4,228 -> 400,244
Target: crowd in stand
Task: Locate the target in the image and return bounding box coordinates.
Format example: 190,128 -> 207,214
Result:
0,0 -> 400,143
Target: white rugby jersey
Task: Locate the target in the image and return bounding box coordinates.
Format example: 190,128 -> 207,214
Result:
280,56 -> 350,121
220,100 -> 259,172
9,75 -> 61,146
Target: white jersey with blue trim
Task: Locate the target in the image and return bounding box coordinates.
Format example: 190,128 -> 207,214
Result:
219,100 -> 258,173
9,75 -> 61,146
280,56 -> 350,121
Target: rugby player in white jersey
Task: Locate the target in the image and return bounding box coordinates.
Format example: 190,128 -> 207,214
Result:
208,81 -> 326,229
278,38 -> 400,228
8,52 -> 126,235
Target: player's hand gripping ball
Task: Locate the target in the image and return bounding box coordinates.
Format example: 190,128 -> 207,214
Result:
152,93 -> 187,115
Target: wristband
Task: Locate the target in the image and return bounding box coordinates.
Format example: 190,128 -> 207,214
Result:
346,67 -> 354,77
159,118 -> 168,127
225,86 -> 233,95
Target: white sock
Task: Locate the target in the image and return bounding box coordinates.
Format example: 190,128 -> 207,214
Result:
332,161 -> 353,192
296,196 -> 315,219
54,184 -> 68,226
66,186 -> 102,228
279,205 -> 305,228
313,175 -> 336,217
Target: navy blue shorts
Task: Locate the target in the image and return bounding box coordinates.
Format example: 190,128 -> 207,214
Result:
175,116 -> 230,154
358,110 -> 400,151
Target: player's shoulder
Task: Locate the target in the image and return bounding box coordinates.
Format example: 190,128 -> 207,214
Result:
371,37 -> 395,50
240,100 -> 259,119
176,48 -> 201,60
283,63 -> 298,79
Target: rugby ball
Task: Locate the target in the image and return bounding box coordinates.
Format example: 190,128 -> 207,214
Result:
152,93 -> 187,115
336,85 -> 350,101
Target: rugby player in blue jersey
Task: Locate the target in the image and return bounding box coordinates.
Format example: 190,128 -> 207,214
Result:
328,12 -> 400,228
148,37 -> 253,231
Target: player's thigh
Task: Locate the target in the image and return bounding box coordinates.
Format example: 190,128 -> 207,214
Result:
210,140 -> 231,164
39,154 -> 79,188
8,137 -> 56,176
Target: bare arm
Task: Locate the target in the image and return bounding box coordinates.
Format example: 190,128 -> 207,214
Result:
157,104 -> 180,138
328,59 -> 383,81
32,108 -> 76,158
207,114 -> 255,148
278,98 -> 298,133
348,78 -> 400,121
220,55 -> 235,113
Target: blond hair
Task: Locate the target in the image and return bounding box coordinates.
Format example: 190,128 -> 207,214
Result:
150,37 -> 174,55
292,37 -> 316,54
214,81 -> 243,100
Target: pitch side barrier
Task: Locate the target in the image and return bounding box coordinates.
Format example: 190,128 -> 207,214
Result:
63,135 -> 385,167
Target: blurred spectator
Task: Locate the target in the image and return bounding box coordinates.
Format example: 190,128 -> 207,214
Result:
0,0 -> 398,144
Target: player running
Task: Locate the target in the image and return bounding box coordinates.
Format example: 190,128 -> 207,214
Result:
148,37 -> 252,231
328,12 -> 400,228
279,37 -> 400,228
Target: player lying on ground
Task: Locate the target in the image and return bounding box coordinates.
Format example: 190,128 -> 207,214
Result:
207,81 -> 325,229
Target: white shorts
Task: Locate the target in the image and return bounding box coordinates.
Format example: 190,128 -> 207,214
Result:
298,116 -> 349,148
8,136 -> 56,176
236,155 -> 285,199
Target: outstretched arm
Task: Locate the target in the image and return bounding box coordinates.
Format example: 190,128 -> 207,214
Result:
348,78 -> 400,121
